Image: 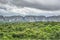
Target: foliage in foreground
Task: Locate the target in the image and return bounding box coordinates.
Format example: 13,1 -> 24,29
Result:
0,22 -> 60,40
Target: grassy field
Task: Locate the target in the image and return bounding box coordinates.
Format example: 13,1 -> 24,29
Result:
0,22 -> 60,40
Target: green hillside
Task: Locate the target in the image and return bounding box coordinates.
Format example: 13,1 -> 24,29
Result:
0,22 -> 60,40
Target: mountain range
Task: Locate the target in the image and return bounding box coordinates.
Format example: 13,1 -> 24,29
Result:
0,15 -> 60,22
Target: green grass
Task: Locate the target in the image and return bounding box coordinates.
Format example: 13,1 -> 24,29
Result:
0,22 -> 60,40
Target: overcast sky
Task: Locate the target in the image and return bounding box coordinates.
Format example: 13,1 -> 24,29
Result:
0,0 -> 60,16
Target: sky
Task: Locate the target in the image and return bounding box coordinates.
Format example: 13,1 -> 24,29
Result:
0,0 -> 60,16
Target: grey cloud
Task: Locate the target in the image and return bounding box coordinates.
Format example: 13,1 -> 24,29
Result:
0,0 -> 60,11
0,0 -> 8,4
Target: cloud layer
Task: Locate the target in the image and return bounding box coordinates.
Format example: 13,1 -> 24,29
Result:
0,0 -> 60,16
0,0 -> 60,11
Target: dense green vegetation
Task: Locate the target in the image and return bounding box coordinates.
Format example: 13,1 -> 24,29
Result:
0,22 -> 60,40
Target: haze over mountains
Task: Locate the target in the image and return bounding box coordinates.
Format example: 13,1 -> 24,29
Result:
0,6 -> 60,22
0,15 -> 60,22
